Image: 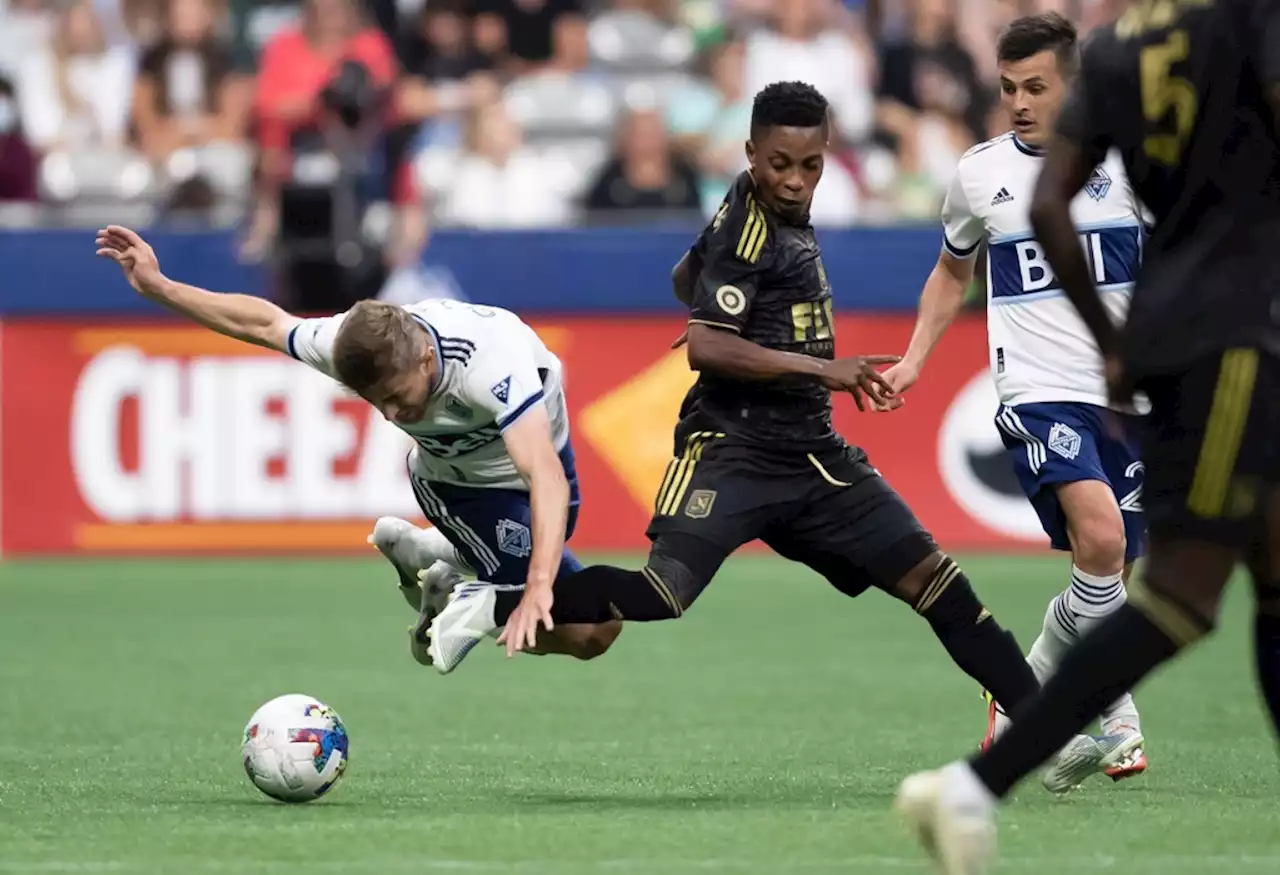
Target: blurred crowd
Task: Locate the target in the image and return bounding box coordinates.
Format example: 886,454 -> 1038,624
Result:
0,0 -> 1127,303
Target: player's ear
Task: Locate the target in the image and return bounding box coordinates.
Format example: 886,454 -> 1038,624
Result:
744,138 -> 754,167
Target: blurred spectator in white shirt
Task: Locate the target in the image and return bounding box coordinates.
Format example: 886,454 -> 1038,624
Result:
807,154 -> 862,226
430,98 -> 575,228
472,0 -> 588,76
17,0 -> 135,153
666,34 -> 751,217
742,0 -> 875,145
0,0 -> 55,80
583,106 -> 701,216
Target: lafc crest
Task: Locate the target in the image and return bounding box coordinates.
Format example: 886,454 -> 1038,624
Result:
685,489 -> 717,519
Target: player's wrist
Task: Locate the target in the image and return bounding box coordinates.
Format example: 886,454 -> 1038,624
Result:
526,572 -> 555,591
143,274 -> 178,301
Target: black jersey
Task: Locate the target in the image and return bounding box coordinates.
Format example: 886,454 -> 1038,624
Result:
1056,0 -> 1280,376
679,171 -> 840,455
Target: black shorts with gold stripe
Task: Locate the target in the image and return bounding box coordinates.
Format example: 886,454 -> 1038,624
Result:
644,433 -> 938,598
1137,348 -> 1280,547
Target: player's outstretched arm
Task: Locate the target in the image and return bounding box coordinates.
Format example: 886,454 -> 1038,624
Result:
1029,141 -> 1118,358
95,225 -> 299,354
497,404 -> 570,654
879,250 -> 975,406
685,323 -> 900,412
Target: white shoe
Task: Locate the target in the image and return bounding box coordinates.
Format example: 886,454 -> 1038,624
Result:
1040,731 -> 1145,794
369,517 -> 435,610
425,582 -> 501,675
406,561 -> 464,667
895,763 -> 996,874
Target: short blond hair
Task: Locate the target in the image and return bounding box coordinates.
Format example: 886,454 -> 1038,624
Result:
332,300 -> 424,393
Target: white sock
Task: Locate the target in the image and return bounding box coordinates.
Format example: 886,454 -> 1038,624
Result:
1025,566 -> 1140,736
988,595 -> 1070,742
411,526 -> 473,576
1065,566 -> 1126,632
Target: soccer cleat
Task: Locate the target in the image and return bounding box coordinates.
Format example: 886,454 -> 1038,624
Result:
369,517 -> 435,610
1040,730 -> 1145,794
895,764 -> 996,875
1104,724 -> 1147,781
425,582 -> 501,675
405,561 -> 464,667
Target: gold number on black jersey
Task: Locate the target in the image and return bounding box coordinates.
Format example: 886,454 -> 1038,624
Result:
791,299 -> 834,342
1116,0 -> 1212,39
1140,29 -> 1198,165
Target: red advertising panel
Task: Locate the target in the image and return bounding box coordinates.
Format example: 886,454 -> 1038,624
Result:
0,316 -> 1049,555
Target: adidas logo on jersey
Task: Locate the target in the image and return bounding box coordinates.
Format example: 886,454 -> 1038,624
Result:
991,188 -> 1014,206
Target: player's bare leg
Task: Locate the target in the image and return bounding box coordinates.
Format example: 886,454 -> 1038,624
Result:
416,579 -> 623,669
992,480 -> 1146,777
520,622 -> 622,659
373,517 -> 622,667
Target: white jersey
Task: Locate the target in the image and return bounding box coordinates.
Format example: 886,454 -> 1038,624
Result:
942,133 -> 1145,408
287,299 -> 569,491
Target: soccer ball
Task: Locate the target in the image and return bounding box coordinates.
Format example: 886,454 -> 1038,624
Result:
241,694 -> 349,803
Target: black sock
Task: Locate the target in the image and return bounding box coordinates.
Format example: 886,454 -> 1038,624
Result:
970,596 -> 1201,799
915,557 -> 1040,714
1254,607 -> 1280,741
494,564 -> 684,626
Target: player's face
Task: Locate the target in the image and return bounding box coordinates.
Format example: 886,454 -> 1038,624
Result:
746,126 -> 826,222
367,347 -> 436,425
998,50 -> 1068,147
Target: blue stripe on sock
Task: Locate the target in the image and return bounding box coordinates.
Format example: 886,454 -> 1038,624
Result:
1053,595 -> 1079,636
1070,575 -> 1124,593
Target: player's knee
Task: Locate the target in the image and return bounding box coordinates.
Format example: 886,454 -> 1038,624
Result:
573,621 -> 623,659
909,553 -> 984,624
646,533 -> 722,616
1069,517 -> 1127,574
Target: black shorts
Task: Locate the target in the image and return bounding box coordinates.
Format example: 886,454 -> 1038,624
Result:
1137,348 -> 1280,547
645,433 -> 938,598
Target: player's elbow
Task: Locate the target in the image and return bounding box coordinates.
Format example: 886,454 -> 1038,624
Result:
684,325 -> 723,373
528,459 -> 569,502
671,253 -> 693,304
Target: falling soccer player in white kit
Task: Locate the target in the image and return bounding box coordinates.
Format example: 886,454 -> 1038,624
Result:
94,225 -> 622,665
880,14 -> 1147,781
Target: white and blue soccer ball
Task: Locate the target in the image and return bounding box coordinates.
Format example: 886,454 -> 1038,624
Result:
241,694 -> 349,803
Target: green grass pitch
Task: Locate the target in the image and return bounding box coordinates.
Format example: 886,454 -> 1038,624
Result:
2,554 -> 1278,874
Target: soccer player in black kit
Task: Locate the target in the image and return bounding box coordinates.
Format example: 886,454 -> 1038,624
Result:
425,82 -> 1092,754
898,1 -> 1280,871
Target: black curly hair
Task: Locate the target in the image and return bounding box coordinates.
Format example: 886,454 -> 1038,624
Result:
749,81 -> 829,140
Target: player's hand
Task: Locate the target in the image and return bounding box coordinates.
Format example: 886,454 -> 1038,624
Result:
873,360 -> 919,412
495,583 -> 555,657
821,355 -> 902,412
95,225 -> 167,298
